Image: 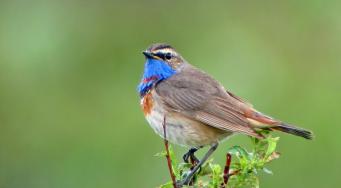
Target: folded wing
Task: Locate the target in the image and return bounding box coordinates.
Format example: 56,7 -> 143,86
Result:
155,65 -> 263,138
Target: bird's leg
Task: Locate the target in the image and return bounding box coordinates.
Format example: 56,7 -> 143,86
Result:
177,142 -> 219,187
182,147 -> 202,186
182,147 -> 200,164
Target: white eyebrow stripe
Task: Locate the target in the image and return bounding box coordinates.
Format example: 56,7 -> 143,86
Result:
155,48 -> 174,54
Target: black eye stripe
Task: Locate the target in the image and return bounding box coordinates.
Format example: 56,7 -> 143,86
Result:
155,52 -> 165,59
155,52 -> 172,60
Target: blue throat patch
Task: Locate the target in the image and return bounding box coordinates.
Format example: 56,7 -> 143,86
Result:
138,58 -> 176,96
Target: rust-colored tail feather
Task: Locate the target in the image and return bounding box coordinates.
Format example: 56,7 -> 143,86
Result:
271,123 -> 314,140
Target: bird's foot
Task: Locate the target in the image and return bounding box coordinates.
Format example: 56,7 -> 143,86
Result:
183,147 -> 200,164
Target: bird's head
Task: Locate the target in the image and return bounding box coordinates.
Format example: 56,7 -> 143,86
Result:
143,43 -> 185,70
138,43 -> 185,97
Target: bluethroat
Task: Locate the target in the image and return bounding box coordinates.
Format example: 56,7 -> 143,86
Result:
138,43 -> 313,186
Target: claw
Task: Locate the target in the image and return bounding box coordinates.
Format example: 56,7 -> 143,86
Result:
183,148 -> 199,163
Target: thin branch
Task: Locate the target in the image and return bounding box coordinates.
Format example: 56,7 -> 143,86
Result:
228,170 -> 240,176
223,153 -> 232,187
162,116 -> 177,188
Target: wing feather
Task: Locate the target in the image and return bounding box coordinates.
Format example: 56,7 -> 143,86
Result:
194,111 -> 262,138
155,65 -> 262,138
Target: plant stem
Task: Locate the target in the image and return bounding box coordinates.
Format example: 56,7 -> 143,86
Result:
223,153 -> 232,187
162,116 -> 177,188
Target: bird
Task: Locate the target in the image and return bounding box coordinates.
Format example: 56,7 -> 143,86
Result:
137,43 -> 313,186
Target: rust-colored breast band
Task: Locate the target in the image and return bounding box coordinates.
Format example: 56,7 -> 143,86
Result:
141,92 -> 154,115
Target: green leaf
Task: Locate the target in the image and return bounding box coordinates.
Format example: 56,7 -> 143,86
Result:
262,167 -> 273,175
265,137 -> 279,159
209,163 -> 223,187
154,151 -> 167,157
228,146 -> 250,160
177,162 -> 192,170
198,159 -> 213,176
159,181 -> 173,188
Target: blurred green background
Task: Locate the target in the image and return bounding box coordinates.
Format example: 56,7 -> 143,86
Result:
0,0 -> 340,187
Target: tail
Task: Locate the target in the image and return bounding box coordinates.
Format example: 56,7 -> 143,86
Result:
271,123 -> 314,140
244,109 -> 314,140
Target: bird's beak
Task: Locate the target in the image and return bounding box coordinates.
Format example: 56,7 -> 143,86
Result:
142,51 -> 162,60
142,51 -> 154,59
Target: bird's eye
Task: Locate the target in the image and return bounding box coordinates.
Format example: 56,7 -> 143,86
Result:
164,53 -> 172,60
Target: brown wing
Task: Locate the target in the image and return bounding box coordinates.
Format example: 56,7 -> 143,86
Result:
226,90 -> 253,107
155,65 -> 262,138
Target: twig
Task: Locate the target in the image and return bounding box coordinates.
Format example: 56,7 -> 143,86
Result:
228,170 -> 240,176
222,153 -> 232,187
162,116 -> 177,188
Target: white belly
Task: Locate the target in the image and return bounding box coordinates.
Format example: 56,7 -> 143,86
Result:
145,107 -> 231,147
